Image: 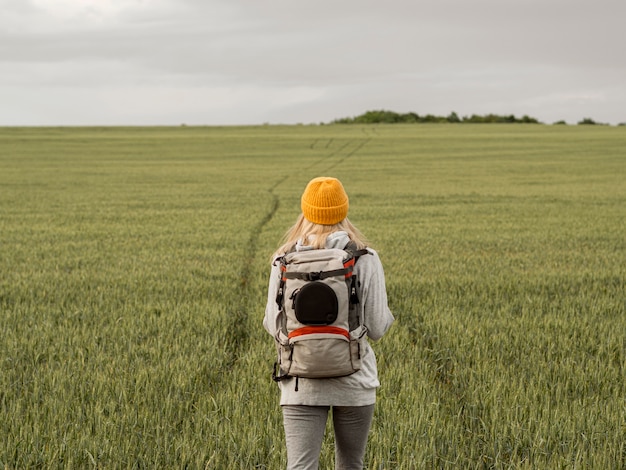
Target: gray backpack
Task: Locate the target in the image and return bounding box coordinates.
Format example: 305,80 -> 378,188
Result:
272,243 -> 370,387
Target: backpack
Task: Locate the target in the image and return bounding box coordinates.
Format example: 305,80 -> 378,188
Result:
272,242 -> 370,385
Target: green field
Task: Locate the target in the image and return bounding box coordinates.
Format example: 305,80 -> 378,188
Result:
1,124 -> 625,469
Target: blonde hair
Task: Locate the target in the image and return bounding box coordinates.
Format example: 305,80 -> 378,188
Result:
273,214 -> 368,260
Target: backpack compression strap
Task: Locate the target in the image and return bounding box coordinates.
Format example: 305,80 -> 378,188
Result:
282,266 -> 352,281
281,245 -> 370,282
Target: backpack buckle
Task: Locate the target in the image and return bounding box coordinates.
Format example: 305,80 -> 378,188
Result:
305,272 -> 322,281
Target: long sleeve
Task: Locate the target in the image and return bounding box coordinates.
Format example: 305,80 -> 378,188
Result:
357,250 -> 394,341
263,262 -> 282,337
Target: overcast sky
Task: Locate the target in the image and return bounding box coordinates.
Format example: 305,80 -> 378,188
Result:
1,0 -> 625,126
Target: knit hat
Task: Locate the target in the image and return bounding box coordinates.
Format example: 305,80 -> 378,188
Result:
301,176 -> 349,225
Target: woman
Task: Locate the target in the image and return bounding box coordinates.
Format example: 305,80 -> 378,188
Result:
264,176 -> 394,469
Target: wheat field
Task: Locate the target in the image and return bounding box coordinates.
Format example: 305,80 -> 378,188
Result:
1,124 -> 624,468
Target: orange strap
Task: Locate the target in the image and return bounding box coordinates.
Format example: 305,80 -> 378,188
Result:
288,326 -> 350,340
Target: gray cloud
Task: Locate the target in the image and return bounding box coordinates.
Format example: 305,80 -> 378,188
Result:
1,0 -> 625,125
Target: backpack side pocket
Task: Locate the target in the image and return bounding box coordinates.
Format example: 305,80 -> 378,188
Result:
273,330 -> 293,381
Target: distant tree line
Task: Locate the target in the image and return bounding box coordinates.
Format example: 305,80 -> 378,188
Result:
330,110 -> 623,126
331,110 -> 540,124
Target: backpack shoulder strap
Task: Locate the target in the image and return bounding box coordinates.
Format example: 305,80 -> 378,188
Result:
344,240 -> 371,260
343,241 -> 372,328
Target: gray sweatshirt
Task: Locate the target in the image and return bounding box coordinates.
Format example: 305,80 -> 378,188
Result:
263,231 -> 395,406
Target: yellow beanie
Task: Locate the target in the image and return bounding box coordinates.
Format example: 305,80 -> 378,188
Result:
301,176 -> 349,225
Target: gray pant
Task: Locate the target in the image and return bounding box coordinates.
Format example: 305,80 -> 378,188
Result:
282,404 -> 375,470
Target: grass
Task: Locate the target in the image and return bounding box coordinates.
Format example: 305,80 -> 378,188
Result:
1,124 -> 625,468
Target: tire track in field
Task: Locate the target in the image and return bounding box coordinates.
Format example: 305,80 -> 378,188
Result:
303,137 -> 372,173
321,138 -> 371,172
216,178 -> 284,380
219,133 -> 373,381
307,126 -> 376,173
223,189 -> 280,364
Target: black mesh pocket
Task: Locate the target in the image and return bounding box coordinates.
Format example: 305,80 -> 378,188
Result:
293,281 -> 339,325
